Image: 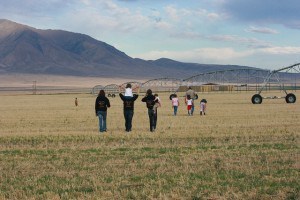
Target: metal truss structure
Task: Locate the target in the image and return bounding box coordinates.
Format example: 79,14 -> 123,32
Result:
251,63 -> 300,104
103,84 -> 119,97
142,78 -> 182,92
92,85 -> 104,95
92,63 -> 299,103
119,81 -> 143,94
183,68 -> 270,86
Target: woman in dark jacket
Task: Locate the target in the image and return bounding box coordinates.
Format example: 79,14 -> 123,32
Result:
119,93 -> 139,132
141,89 -> 156,132
95,90 -> 110,132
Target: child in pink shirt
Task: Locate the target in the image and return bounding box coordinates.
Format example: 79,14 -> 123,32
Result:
171,94 -> 179,116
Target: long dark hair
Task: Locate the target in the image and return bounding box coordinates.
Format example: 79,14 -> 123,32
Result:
98,90 -> 105,96
146,89 -> 152,96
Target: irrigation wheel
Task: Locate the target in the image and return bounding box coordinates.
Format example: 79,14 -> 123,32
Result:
285,93 -> 296,103
251,94 -> 262,104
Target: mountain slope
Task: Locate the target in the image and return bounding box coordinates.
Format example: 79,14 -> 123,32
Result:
0,19 -> 255,78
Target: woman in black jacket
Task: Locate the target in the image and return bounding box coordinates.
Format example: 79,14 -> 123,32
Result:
95,90 -> 110,132
141,89 -> 156,132
119,93 -> 139,132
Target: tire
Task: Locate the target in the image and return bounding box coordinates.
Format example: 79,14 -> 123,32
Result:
169,94 -> 176,100
108,94 -> 111,97
195,94 -> 198,100
251,94 -> 262,104
285,93 -> 296,103
111,94 -> 116,98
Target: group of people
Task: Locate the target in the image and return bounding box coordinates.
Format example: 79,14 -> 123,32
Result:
171,87 -> 207,116
95,84 -> 161,132
94,84 -> 206,133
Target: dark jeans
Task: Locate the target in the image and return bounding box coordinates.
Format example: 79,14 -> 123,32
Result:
124,110 -> 134,131
153,108 -> 157,129
148,109 -> 155,131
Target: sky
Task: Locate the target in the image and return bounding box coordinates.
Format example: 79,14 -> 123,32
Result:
0,0 -> 300,70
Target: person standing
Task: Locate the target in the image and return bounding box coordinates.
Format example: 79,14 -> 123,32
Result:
152,93 -> 161,130
75,98 -> 78,106
141,89 -> 156,132
95,90 -> 110,132
171,94 -> 179,116
186,86 -> 196,115
186,95 -> 194,116
200,99 -> 207,115
119,93 -> 139,132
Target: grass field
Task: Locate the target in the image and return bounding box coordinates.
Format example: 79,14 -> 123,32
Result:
0,91 -> 299,199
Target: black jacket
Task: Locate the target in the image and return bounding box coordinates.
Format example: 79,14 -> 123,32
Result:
95,96 -> 110,114
119,93 -> 139,110
141,94 -> 156,109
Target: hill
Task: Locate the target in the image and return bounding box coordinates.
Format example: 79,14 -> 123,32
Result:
0,19 -> 255,79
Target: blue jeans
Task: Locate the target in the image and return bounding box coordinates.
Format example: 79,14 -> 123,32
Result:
97,111 -> 107,132
124,110 -> 134,131
191,104 -> 194,115
173,106 -> 178,115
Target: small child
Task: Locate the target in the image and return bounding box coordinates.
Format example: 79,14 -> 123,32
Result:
171,94 -> 179,116
200,99 -> 207,115
153,93 -> 161,113
186,95 -> 193,116
124,83 -> 133,97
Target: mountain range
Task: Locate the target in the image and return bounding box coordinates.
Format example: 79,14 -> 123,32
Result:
0,19 -> 256,79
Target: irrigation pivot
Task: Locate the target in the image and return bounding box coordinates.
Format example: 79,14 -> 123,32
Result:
251,63 -> 300,104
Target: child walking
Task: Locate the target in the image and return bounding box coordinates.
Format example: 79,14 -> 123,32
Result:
153,93 -> 161,114
200,99 -> 207,115
171,94 -> 179,116
186,95 -> 193,116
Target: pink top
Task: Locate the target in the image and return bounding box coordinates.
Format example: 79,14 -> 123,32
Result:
172,97 -> 179,106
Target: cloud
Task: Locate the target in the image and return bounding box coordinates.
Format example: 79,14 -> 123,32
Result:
221,0 -> 300,29
170,31 -> 272,49
134,48 -> 253,63
0,0 -> 70,16
206,35 -> 272,48
258,47 -> 300,55
246,26 -> 278,34
61,0 -> 155,34
133,45 -> 300,67
165,5 -> 180,21
194,8 -> 223,21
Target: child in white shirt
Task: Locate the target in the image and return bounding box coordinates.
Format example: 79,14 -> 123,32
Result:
200,99 -> 207,115
186,95 -> 193,116
153,93 -> 161,113
124,83 -> 133,97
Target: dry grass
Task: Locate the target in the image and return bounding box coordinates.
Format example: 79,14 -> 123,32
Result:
0,91 -> 299,199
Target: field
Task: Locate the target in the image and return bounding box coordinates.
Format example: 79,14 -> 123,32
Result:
0,91 -> 299,199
